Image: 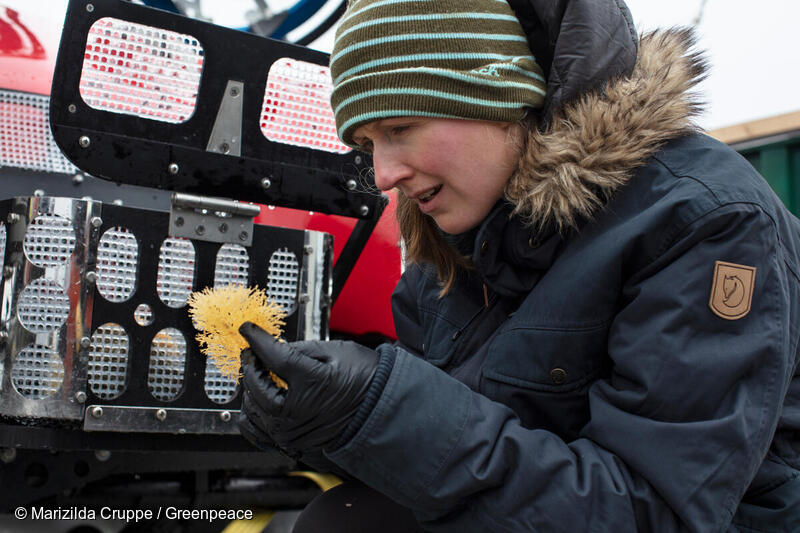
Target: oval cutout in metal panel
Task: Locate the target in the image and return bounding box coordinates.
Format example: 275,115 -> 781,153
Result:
267,247 -> 299,316
156,237 -> 195,308
148,327 -> 187,401
23,213 -> 76,268
204,359 -> 238,405
97,226 -> 138,302
17,278 -> 70,333
88,323 -> 129,400
12,344 -> 65,400
214,243 -> 249,288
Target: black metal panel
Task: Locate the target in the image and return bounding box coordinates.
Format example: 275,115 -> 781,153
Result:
49,0 -> 377,219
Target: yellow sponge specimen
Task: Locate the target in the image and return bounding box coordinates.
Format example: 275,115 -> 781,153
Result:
188,285 -> 288,387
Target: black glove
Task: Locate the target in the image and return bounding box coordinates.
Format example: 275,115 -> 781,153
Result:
238,322 -> 379,457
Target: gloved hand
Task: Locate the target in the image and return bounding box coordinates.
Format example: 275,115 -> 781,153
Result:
237,322 -> 379,458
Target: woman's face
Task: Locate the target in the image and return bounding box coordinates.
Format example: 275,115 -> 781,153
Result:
352,117 -> 522,235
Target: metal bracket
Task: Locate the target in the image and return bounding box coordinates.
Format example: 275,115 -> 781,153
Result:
205,80 -> 244,157
169,192 -> 261,245
83,405 -> 240,435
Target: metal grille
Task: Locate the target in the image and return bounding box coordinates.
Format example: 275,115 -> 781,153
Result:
156,237 -> 195,308
214,244 -> 249,287
11,344 -> 65,400
97,226 -> 138,302
261,58 -> 350,154
148,328 -> 186,401
88,323 -> 129,400
18,278 -> 71,333
134,303 -> 153,326
23,214 -> 77,268
204,359 -> 238,405
0,89 -> 78,174
80,17 -> 204,124
267,247 -> 299,315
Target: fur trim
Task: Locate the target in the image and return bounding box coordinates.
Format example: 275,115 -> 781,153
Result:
505,28 -> 708,231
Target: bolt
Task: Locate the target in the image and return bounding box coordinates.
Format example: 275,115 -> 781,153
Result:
359,205 -> 370,217
3,266 -> 13,279
80,337 -> 92,349
78,136 -> 91,148
95,450 -> 111,462
195,225 -> 206,236
6,213 -> 19,224
90,216 -> 102,228
261,178 -> 271,190
218,223 -> 229,233
220,143 -> 230,154
354,156 -> 362,165
34,189 -> 45,197
220,411 -> 231,422
85,271 -> 98,284
238,231 -> 248,242
72,173 -> 84,185
299,294 -> 310,304
75,391 -> 87,404
112,199 -> 123,206
168,163 -> 179,175
68,104 -> 77,113
174,216 -> 184,227
346,179 -> 357,191
155,409 -> 167,421
304,245 -> 314,255
86,3 -> 94,12
230,87 -> 240,97
0,448 -> 17,463
91,406 -> 103,418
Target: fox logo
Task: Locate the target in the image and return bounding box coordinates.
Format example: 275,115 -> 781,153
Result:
710,262 -> 756,320
722,275 -> 745,308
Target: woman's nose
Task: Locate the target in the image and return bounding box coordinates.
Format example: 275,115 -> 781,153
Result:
372,145 -> 411,191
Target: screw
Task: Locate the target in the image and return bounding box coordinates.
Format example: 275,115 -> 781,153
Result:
261,178 -> 271,190
3,266 -> 13,279
174,216 -> 184,227
1,448 -> 17,464
75,391 -> 87,404
238,231 -> 248,242
299,294 -> 310,304
6,213 -> 19,224
91,406 -> 103,418
346,179 -> 357,191
359,205 -> 370,217
220,143 -> 230,154
195,225 -> 206,236
95,450 -> 111,462
86,3 -> 94,12
80,337 -> 92,349
155,409 -> 167,421
218,223 -> 229,233
168,163 -> 179,175
78,136 -> 91,148
33,189 -> 45,197
230,87 -> 240,97
90,216 -> 102,228
85,271 -> 98,284
304,245 -> 314,255
72,173 -> 84,184
112,199 -> 123,206
220,411 -> 231,422
68,104 -> 77,113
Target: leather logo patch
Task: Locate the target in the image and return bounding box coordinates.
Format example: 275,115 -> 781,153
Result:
709,261 -> 757,320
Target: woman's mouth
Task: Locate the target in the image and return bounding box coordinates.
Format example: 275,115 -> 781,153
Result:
418,185 -> 441,203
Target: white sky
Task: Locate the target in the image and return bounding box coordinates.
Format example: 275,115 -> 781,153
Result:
302,0 -> 800,131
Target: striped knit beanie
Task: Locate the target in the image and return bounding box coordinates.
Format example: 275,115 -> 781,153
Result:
329,0 -> 546,148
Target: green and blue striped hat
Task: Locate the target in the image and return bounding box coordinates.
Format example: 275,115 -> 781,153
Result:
329,0 -> 546,148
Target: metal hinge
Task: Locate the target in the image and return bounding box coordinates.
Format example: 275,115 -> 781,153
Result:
169,192 -> 261,246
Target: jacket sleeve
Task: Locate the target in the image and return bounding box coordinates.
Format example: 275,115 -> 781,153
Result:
326,202 -> 796,532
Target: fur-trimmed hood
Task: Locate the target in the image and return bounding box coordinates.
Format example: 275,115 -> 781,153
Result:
505,28 -> 708,231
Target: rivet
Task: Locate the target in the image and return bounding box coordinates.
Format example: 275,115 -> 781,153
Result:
72,173 -> 84,184
261,178 -> 272,190
304,245 -> 314,255
112,199 -> 123,206
91,406 -> 103,418
6,213 -> 19,224
346,179 -> 357,191
74,391 -> 87,404
230,87 -> 240,97
168,163 -> 179,175
359,205 -> 369,217
78,136 -> 91,148
155,409 -> 167,421
80,337 -> 91,349
90,216 -> 102,228
238,231 -> 248,241
34,189 -> 45,198
68,104 -> 77,114
299,294 -> 310,304
354,156 -> 362,165
86,3 -> 94,12
195,225 -> 206,236
174,216 -> 184,227
550,367 -> 567,385
85,271 -> 98,284
95,450 -> 111,462
220,143 -> 230,154
218,223 -> 229,233
220,411 -> 231,422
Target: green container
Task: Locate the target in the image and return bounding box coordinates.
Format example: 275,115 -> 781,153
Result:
735,135 -> 800,216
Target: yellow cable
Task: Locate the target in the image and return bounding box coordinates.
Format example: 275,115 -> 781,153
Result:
221,511 -> 274,533
290,471 -> 343,492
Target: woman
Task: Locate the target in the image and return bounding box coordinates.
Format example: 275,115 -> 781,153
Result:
239,0 -> 800,531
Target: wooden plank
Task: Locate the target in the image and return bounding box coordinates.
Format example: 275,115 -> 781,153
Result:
708,110 -> 800,144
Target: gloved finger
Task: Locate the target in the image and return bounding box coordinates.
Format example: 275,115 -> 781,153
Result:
238,410 -> 274,451
241,362 -> 286,415
239,322 -> 320,385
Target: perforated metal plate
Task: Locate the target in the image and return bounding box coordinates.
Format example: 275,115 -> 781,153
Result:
204,359 -> 238,405
156,237 -> 195,308
261,58 -> 350,154
80,17 -> 205,123
0,89 -> 78,174
148,327 -> 187,401
88,323 -> 130,400
11,344 -> 65,400
267,247 -> 299,316
214,243 -> 249,287
97,226 -> 138,302
17,278 -> 71,333
23,214 -> 77,268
